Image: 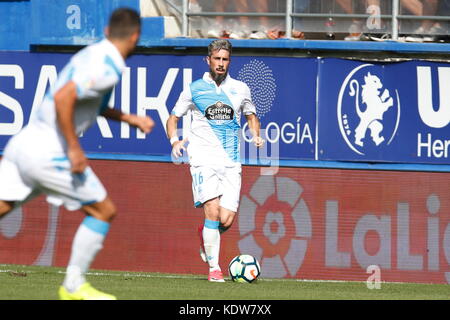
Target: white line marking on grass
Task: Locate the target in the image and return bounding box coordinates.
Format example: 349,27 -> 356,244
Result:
58,270 -> 205,280
0,266 -> 439,286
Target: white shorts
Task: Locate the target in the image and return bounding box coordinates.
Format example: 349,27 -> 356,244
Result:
0,153 -> 107,211
190,164 -> 242,212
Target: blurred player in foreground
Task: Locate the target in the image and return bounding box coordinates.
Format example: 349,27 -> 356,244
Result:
166,39 -> 264,282
0,8 -> 154,300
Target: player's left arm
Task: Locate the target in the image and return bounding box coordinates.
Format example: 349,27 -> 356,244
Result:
245,113 -> 264,148
241,82 -> 264,148
101,108 -> 154,134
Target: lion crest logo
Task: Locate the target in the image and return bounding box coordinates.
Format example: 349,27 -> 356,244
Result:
351,72 -> 393,147
338,64 -> 401,155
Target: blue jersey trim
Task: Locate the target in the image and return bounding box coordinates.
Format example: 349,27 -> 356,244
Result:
51,156 -> 69,172
104,55 -> 121,77
51,156 -> 69,162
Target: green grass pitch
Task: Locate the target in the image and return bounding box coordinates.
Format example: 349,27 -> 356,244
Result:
0,264 -> 448,300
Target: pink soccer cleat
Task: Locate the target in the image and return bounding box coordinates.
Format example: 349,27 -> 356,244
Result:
208,269 -> 225,282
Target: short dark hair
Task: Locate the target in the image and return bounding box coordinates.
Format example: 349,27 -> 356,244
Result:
208,39 -> 232,57
108,7 -> 141,39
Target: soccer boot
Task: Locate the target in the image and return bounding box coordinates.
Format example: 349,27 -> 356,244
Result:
59,282 -> 117,300
208,269 -> 225,282
198,224 -> 207,263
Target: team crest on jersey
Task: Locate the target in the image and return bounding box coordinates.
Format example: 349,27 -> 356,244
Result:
337,64 -> 401,155
205,101 -> 234,121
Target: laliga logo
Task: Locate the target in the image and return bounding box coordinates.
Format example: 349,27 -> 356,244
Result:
238,175 -> 312,278
338,64 -> 401,155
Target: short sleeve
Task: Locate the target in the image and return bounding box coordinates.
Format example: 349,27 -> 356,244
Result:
171,87 -> 194,117
241,83 -> 257,116
71,56 -> 121,100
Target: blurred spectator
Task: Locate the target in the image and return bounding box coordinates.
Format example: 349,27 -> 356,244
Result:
437,0 -> 450,42
197,0 -> 448,42
249,0 -> 271,39
231,0 -> 251,39
290,0 -> 311,39
400,0 -> 424,16
246,0 -> 296,39
255,0 -> 308,39
403,0 -> 443,42
330,0 -> 384,41
205,0 -> 252,39
189,0 -> 202,13
340,0 -> 445,42
205,0 -> 226,38
205,0 -> 286,40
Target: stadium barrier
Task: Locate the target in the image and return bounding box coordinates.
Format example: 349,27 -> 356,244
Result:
1,50 -> 450,284
0,161 -> 449,284
1,0 -> 450,285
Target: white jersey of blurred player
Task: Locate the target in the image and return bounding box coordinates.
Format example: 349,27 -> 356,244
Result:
0,38 -> 122,209
34,39 -> 123,152
171,72 -> 257,211
0,7 -> 153,301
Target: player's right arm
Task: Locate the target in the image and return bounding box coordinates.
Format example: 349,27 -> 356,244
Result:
53,80 -> 87,174
166,114 -> 186,158
166,87 -> 193,159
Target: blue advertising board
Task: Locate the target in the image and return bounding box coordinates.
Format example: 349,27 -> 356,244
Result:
0,51 -> 318,163
317,58 -> 450,164
2,51 -> 449,165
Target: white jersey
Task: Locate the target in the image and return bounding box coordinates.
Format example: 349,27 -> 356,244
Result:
15,38 -> 125,155
171,72 -> 256,167
0,38 -> 123,209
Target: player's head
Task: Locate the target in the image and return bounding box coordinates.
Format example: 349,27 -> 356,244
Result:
207,39 -> 232,85
105,7 -> 141,57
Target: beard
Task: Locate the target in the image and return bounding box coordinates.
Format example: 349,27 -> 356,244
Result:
210,68 -> 228,85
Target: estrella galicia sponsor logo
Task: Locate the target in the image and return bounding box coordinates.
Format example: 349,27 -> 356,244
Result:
205,101 -> 234,121
337,64 -> 401,156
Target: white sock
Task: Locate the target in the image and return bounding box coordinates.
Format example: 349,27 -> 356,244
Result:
63,216 -> 110,292
203,219 -> 221,271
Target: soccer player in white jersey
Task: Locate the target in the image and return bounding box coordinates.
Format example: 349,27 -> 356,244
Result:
0,8 -> 154,299
166,39 -> 264,282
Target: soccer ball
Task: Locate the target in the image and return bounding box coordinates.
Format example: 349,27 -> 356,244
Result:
228,254 -> 261,283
